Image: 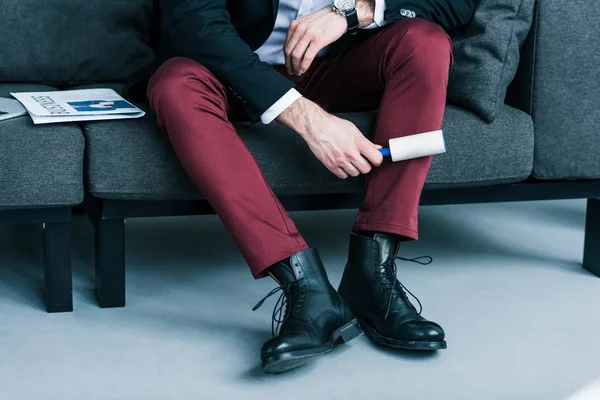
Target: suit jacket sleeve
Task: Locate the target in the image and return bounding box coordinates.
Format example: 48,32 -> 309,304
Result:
384,0 -> 476,30
167,0 -> 295,122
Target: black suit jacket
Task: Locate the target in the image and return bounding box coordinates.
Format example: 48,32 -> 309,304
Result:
133,0 -> 476,122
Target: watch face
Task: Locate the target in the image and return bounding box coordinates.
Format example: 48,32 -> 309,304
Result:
334,0 -> 356,13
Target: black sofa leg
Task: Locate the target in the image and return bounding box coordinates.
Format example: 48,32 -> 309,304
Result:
583,198 -> 600,277
43,221 -> 73,313
95,218 -> 126,308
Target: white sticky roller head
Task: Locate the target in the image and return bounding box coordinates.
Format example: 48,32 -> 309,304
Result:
388,130 -> 446,162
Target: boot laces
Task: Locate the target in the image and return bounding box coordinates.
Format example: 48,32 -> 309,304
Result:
378,255 -> 433,320
252,281 -> 306,337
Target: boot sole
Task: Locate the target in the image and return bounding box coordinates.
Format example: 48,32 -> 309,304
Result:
356,316 -> 447,351
262,318 -> 363,374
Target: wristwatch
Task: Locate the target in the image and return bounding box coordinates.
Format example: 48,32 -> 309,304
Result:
332,0 -> 359,35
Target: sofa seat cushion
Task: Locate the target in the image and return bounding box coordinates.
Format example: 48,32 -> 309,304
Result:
84,103 -> 534,201
0,85 -> 85,208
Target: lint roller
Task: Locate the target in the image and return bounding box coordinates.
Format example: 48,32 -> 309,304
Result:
379,130 -> 446,162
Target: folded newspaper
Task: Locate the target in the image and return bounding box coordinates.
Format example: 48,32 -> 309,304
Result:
11,89 -> 145,124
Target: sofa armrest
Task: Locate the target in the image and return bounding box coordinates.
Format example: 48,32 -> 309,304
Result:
508,0 -> 600,179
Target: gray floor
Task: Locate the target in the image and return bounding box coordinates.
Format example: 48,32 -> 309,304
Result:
1,199 -> 599,400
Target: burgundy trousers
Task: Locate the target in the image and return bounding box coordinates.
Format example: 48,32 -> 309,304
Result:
147,19 -> 452,278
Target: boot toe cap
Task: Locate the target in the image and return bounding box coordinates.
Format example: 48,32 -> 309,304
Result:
403,320 -> 445,342
261,333 -> 319,362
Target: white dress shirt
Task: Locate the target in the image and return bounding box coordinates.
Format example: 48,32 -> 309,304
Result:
255,0 -> 387,124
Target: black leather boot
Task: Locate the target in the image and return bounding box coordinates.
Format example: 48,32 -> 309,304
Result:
254,248 -> 363,374
339,232 -> 446,350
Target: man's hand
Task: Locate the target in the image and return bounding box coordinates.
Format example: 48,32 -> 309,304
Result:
277,97 -> 383,179
284,7 -> 346,76
284,1 -> 376,76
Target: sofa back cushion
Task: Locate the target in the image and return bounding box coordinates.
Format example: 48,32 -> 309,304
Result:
447,0 -> 535,123
0,0 -> 156,85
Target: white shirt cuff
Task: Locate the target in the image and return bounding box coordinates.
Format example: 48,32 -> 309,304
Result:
260,88 -> 302,125
363,0 -> 387,30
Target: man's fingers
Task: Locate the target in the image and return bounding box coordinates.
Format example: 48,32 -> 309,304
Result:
284,26 -> 302,73
285,22 -> 322,75
291,41 -> 310,74
284,41 -> 300,73
300,43 -> 320,74
361,142 -> 384,167
284,25 -> 293,72
285,37 -> 306,73
283,21 -> 310,74
284,20 -> 300,50
350,155 -> 373,174
333,167 -> 349,179
342,163 -> 361,177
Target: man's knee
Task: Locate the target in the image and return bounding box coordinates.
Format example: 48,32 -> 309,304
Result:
387,19 -> 452,67
147,57 -> 223,106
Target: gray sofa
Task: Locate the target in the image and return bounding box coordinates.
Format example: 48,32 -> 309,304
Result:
0,0 -> 599,312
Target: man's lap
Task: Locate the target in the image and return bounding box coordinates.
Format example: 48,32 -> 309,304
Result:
154,18 -> 446,122
270,20 -> 436,114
